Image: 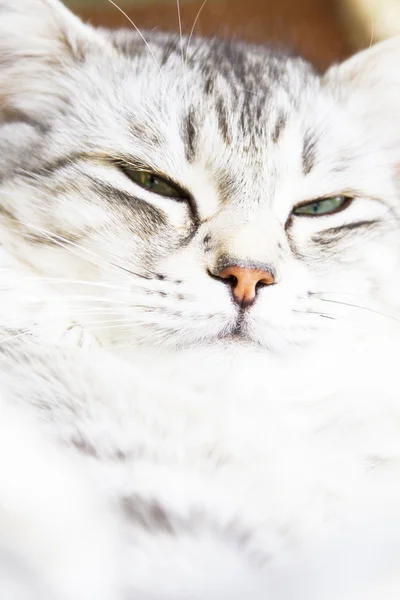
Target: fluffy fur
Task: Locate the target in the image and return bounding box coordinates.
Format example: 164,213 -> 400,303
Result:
1,1 -> 400,598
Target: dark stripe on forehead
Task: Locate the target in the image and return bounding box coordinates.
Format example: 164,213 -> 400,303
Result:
272,112 -> 286,144
216,97 -> 231,145
183,106 -> 197,163
215,168 -> 240,205
130,121 -> 164,147
204,72 -> 215,95
160,35 -> 182,66
302,130 -> 317,175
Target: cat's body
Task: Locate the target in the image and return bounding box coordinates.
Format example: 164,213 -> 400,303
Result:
2,323 -> 400,600
3,315 -> 400,600
1,1 -> 400,598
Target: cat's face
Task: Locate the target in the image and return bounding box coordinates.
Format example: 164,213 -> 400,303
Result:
1,0 -> 400,351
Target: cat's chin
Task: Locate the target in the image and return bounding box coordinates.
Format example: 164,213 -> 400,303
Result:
213,316 -> 313,355
102,309 -> 319,355
104,322 -> 312,356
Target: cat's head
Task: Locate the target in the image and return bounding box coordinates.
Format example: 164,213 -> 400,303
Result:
1,0 -> 400,351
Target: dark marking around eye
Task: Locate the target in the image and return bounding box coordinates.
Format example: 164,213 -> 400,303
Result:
311,220 -> 380,246
324,220 -> 380,233
286,229 -> 306,260
87,178 -> 167,234
272,113 -> 286,144
21,152 -> 87,178
184,106 -> 197,163
302,130 -> 317,176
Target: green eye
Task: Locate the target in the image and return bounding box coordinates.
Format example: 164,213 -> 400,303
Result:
293,196 -> 351,216
123,168 -> 187,199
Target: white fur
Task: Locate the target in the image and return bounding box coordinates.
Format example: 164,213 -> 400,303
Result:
1,1 -> 400,598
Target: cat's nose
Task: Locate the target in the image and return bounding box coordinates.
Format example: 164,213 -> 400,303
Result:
211,264 -> 275,308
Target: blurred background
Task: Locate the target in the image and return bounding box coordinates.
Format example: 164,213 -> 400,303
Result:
65,0 -> 400,70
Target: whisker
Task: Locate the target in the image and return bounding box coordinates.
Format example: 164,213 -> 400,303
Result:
2,178 -> 191,289
176,0 -> 185,69
0,309 -> 128,326
318,297 -> 400,324
20,227 -> 154,283
110,338 -> 140,351
368,1 -> 375,48
32,294 -> 129,305
0,329 -> 35,345
186,0 -> 208,62
107,0 -> 165,81
1,184 -> 161,281
23,228 -> 125,275
79,318 -> 134,327
312,290 -> 400,310
7,166 -> 158,282
1,275 -> 133,293
293,309 -> 337,321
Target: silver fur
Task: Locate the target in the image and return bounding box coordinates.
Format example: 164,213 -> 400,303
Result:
1,1 -> 400,598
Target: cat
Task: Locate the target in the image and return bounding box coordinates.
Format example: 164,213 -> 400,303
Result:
1,0 -> 400,598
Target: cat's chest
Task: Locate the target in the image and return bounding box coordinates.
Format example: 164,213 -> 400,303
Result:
47,347 -> 400,534
60,365 -> 400,595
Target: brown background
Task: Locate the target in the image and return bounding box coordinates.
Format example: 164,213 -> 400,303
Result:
68,0 -> 355,71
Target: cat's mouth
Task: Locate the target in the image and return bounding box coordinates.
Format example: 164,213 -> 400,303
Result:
220,311 -> 252,342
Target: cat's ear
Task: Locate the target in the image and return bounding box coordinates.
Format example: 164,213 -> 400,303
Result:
0,0 -> 110,121
324,37 -> 400,152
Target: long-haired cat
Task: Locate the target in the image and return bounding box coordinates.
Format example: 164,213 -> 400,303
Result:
1,1 -> 400,598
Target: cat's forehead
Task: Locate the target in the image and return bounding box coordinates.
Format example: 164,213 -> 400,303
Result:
107,32 -> 320,131
98,32 -> 322,173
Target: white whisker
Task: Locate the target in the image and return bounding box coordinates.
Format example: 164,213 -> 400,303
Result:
107,0 -> 165,81
367,1 -> 375,48
313,290 -> 400,310
0,275 -> 133,293
0,329 -> 35,345
186,0 -> 208,62
318,297 -> 400,324
176,0 -> 185,70
2,177 -> 173,285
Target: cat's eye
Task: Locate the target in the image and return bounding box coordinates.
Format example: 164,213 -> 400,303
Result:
121,167 -> 187,200
292,196 -> 352,217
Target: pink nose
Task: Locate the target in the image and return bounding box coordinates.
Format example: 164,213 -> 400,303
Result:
215,265 -> 275,308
